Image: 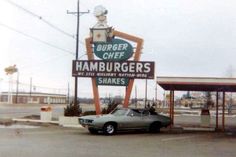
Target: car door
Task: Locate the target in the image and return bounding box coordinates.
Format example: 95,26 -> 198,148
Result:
119,110 -> 144,130
140,110 -> 152,128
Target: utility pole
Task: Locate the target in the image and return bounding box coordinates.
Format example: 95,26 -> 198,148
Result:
145,79 -> 147,108
15,70 -> 19,104
30,77 -> 32,96
29,77 -> 32,103
155,83 -> 157,102
135,85 -> 137,108
67,0 -> 89,106
8,75 -> 13,104
67,82 -> 70,104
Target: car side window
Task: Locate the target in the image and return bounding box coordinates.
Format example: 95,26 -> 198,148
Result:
112,109 -> 128,116
142,110 -> 150,116
133,110 -> 141,117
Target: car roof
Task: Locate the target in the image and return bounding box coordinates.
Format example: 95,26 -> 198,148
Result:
114,107 -> 158,115
116,107 -> 149,112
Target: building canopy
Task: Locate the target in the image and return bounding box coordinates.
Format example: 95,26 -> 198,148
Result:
157,77 -> 236,92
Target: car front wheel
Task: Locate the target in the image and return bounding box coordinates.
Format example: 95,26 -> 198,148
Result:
103,123 -> 116,135
88,128 -> 98,134
149,122 -> 161,133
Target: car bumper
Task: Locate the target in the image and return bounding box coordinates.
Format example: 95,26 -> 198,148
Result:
79,119 -> 103,130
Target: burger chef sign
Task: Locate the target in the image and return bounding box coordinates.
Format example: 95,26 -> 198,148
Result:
72,5 -> 155,86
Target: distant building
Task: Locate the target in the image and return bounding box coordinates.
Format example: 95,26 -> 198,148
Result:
0,92 -> 67,104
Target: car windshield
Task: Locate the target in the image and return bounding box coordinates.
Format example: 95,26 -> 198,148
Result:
111,108 -> 128,116
128,109 -> 151,116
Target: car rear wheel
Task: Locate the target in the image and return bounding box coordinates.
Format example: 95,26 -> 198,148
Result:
149,122 -> 161,133
103,123 -> 116,135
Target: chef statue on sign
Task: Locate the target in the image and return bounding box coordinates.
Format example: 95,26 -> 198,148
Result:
93,5 -> 108,28
91,5 -> 113,42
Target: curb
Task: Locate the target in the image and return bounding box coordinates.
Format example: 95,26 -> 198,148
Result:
12,118 -> 59,124
12,118 -> 84,128
61,124 -> 83,128
183,127 -> 215,131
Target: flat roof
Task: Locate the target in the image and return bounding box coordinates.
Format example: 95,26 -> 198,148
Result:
156,76 -> 236,92
0,92 -> 66,97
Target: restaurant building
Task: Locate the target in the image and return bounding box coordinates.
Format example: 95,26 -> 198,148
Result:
0,92 -> 67,104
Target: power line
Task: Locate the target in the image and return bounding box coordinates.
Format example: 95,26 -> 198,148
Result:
0,22 -> 75,55
20,53 -> 69,70
2,79 -> 68,91
4,0 -> 86,46
4,0 -> 75,39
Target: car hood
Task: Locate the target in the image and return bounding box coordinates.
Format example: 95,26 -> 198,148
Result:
80,114 -> 114,120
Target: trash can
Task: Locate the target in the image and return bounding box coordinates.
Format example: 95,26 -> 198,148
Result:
40,106 -> 52,121
200,109 -> 210,127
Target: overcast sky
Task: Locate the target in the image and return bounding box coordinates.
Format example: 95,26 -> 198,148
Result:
0,0 -> 236,100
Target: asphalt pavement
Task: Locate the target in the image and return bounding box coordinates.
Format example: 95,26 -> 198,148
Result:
1,125 -> 236,157
1,103 -> 236,157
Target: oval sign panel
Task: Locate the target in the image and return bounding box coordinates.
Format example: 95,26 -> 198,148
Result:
94,38 -> 133,61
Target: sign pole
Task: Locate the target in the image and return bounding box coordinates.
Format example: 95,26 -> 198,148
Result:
85,37 -> 101,114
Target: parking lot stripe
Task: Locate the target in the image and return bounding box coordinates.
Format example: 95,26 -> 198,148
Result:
19,129 -> 79,135
161,135 -> 196,142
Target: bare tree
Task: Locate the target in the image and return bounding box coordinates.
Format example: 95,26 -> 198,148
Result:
205,92 -> 214,109
225,64 -> 234,114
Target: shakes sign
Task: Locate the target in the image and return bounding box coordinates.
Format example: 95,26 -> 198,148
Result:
96,77 -> 129,86
72,60 -> 155,79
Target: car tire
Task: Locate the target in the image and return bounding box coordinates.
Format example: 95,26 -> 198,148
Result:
103,123 -> 116,135
149,122 -> 161,133
88,128 -> 98,134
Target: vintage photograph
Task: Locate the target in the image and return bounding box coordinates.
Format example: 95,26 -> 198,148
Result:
0,0 -> 236,157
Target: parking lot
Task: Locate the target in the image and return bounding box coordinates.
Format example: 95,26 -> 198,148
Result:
1,124 -> 236,157
1,103 -> 236,157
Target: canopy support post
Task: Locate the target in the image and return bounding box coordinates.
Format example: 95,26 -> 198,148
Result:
216,91 -> 219,131
222,91 -> 225,132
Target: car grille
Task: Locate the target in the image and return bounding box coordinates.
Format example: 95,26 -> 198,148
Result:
79,119 -> 93,124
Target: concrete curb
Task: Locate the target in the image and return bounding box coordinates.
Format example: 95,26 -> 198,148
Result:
61,124 -> 83,128
12,118 -> 59,124
183,127 -> 215,131
165,125 -> 216,132
12,118 -> 84,128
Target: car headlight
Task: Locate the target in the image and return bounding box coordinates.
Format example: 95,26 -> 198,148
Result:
79,119 -> 84,124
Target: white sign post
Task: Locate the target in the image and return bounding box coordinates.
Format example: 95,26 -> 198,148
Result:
5,65 -> 18,104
